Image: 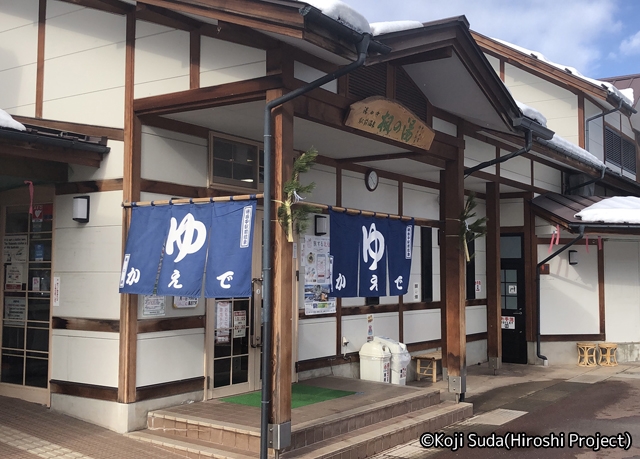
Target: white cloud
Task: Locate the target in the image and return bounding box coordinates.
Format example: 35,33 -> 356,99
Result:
342,0 -> 621,77
619,30 -> 640,55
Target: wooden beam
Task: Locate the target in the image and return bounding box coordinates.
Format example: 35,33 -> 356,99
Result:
119,11 -> 138,405
136,3 -> 200,30
137,316 -> 205,334
523,193 -> 536,343
133,75 -> 281,116
139,115 -> 209,139
0,156 -> 67,182
36,0 -> 46,118
55,178 -> 123,195
52,317 -> 119,333
485,182 -> 501,371
140,0 -> 305,39
391,47 -> 453,67
0,140 -> 103,168
269,88 -> 294,429
136,377 -> 204,402
200,20 -> 279,50
598,243 -> 605,336
57,0 -> 134,15
190,29 -> 201,90
140,178 -> 208,199
441,150 -> 466,396
50,380 -> 118,402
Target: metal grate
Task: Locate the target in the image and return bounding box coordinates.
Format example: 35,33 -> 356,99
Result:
347,64 -> 387,100
623,137 -> 636,173
395,67 -> 428,122
604,127 -> 622,167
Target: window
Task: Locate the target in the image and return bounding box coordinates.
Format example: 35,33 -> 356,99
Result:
605,127 -> 636,175
209,133 -> 264,190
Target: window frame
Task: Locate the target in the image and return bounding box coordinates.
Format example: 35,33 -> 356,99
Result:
208,131 -> 264,193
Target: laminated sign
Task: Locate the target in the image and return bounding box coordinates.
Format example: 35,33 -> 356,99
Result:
329,210 -> 414,298
119,200 -> 256,298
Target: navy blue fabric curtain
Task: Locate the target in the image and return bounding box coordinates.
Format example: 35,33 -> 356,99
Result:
329,209 -> 360,297
205,200 -> 257,298
119,205 -> 170,295
358,216 -> 388,297
387,218 -> 414,296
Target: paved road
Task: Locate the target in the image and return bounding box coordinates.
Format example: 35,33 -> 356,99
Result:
376,365 -> 640,458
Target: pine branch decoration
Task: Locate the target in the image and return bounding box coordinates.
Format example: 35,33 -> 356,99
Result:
460,193 -> 487,262
277,147 -> 319,242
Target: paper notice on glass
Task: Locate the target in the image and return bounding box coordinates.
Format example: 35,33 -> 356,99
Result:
304,283 -> 336,315
216,301 -> 231,343
4,297 -> 26,325
174,296 -> 198,309
3,235 -> 27,263
5,264 -> 25,291
233,310 -> 247,338
367,314 -> 374,342
142,295 -> 166,316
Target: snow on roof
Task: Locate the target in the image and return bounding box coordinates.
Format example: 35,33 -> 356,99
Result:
0,109 -> 26,131
300,0 -> 370,34
575,197 -> 640,224
516,100 -> 547,127
494,38 -> 634,107
538,134 -> 605,170
370,21 -> 423,36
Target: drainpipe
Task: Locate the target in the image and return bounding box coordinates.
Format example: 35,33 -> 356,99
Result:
535,225 -> 585,365
464,129 -> 533,177
585,100 -> 623,152
564,165 -> 606,195
260,32 -> 381,459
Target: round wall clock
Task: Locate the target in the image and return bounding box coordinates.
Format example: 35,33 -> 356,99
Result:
365,169 -> 379,192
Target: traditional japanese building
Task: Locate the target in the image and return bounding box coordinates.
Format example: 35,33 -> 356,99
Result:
0,0 -> 639,456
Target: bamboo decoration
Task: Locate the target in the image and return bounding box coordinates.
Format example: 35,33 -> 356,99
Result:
277,147 -> 319,242
460,193 -> 487,262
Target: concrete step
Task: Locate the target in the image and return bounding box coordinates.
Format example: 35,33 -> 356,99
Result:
144,389 -> 441,455
281,401 -> 473,459
126,429 -> 272,459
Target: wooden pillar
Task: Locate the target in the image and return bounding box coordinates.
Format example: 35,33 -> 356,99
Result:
486,182 -> 501,372
119,11 -> 138,404
268,88 -> 294,434
440,155 -> 466,397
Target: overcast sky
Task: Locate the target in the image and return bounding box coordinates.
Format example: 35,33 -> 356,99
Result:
341,0 -> 640,79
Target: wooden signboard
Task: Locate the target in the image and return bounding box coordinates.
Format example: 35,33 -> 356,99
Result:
344,96 -> 435,150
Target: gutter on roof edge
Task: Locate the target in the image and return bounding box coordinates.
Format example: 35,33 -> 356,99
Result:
0,128 -> 110,154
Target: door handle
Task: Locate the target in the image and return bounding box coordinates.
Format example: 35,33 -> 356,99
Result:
512,311 -> 523,315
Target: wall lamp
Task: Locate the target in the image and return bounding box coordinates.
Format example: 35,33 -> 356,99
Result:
72,195 -> 90,223
568,250 -> 578,265
314,215 -> 328,236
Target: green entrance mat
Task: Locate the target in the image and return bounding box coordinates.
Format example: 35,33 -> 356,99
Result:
221,384 -> 355,409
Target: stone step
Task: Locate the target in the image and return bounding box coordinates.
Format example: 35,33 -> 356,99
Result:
127,429 -> 271,459
145,389 -> 441,454
282,401 -> 473,459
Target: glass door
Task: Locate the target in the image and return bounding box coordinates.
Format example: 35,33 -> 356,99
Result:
2,204 -> 53,393
205,211 -> 262,398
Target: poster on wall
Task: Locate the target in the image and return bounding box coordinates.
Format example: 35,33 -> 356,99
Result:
216,301 -> 231,343
174,296 -> 198,309
52,276 -> 60,307
4,298 -> 26,326
367,314 -> 374,342
302,235 -> 336,315
3,235 -> 27,263
142,295 -> 166,316
501,316 -> 515,329
5,264 -> 25,291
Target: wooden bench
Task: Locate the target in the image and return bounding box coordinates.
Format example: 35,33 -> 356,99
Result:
413,350 -> 442,383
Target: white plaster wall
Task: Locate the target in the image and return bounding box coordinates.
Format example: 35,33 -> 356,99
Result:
53,191 -> 123,320
68,140 -> 124,182
402,183 -> 438,220
466,305 -> 487,335
140,126 -> 208,187
403,309 -> 440,344
485,53 -> 500,76
500,198 -> 524,227
504,64 -> 579,145
432,117 -> 457,137
51,330 -> 119,386
297,317 -> 336,361
621,116 -> 634,139
134,21 -> 189,98
500,152 -> 531,185
604,241 -> 640,343
341,312 -> 399,355
301,164 -> 336,206
604,111 -> 621,130
294,61 -> 337,93
200,36 -> 265,87
0,0 -> 38,115
584,99 -> 604,160
538,244 -> 599,335
467,339 -> 488,366
534,162 -> 562,192
464,137 -> 495,175
43,3 -> 126,127
136,329 -> 205,387
471,201 -> 487,300
341,171 -> 397,215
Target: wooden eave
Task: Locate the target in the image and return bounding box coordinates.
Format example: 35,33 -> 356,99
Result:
472,31 -> 635,117
0,138 -> 104,168
370,19 -> 520,135
58,0 -> 135,15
